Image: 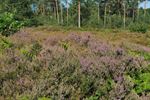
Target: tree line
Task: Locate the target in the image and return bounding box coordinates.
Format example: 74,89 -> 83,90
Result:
0,0 -> 150,29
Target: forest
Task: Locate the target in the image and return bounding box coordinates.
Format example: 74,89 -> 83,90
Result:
0,0 -> 150,100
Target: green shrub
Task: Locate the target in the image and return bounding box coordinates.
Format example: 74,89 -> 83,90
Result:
24,17 -> 43,27
128,50 -> 150,60
143,52 -> 150,61
0,36 -> 13,52
80,76 -> 95,96
110,15 -> 123,28
38,97 -> 52,100
133,73 -> 150,94
59,41 -> 70,51
0,12 -> 24,36
85,14 -> 103,28
87,79 -> 114,100
129,22 -> 148,33
20,42 -> 42,61
16,95 -> 31,100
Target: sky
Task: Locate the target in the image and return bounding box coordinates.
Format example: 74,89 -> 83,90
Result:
62,0 -> 150,9
31,0 -> 150,11
139,1 -> 150,8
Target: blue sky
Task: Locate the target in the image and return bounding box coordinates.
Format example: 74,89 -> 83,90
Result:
139,1 -> 150,8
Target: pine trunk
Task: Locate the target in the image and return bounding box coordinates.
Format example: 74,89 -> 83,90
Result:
60,2 -> 63,24
78,0 -> 81,28
144,0 -> 147,17
98,2 -> 100,24
55,0 -> 60,24
66,0 -> 69,25
123,3 -> 126,29
104,3 -> 107,28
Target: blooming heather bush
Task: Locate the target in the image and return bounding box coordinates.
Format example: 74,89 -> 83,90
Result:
68,32 -> 81,43
0,32 -> 150,99
10,31 -> 35,47
43,35 -> 65,47
80,32 -> 91,46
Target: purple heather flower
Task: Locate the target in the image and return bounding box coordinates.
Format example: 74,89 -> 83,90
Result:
68,32 -> 81,43
44,36 -> 62,47
88,40 -> 111,56
79,57 -> 93,72
80,33 -> 91,45
114,74 -> 124,83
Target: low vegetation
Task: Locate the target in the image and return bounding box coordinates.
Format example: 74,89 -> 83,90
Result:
0,0 -> 150,100
129,22 -> 148,33
0,29 -> 150,99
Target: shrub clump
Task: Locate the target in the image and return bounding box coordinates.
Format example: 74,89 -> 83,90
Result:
129,22 -> 148,33
0,36 -> 14,52
0,12 -> 24,36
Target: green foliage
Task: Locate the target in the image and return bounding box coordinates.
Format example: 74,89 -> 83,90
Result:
17,95 -> 30,100
59,41 -> 70,51
86,15 -> 103,28
0,0 -> 149,30
24,17 -> 43,27
87,79 -> 114,100
136,14 -> 150,25
0,12 -> 24,36
38,97 -> 52,100
21,42 -> 42,61
88,91 -> 101,100
128,50 -> 150,60
80,76 -> 95,96
133,73 -> 150,94
110,15 -> 123,28
143,52 -> 150,61
128,50 -> 150,94
17,95 -> 50,100
129,22 -> 148,33
0,36 -> 13,51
